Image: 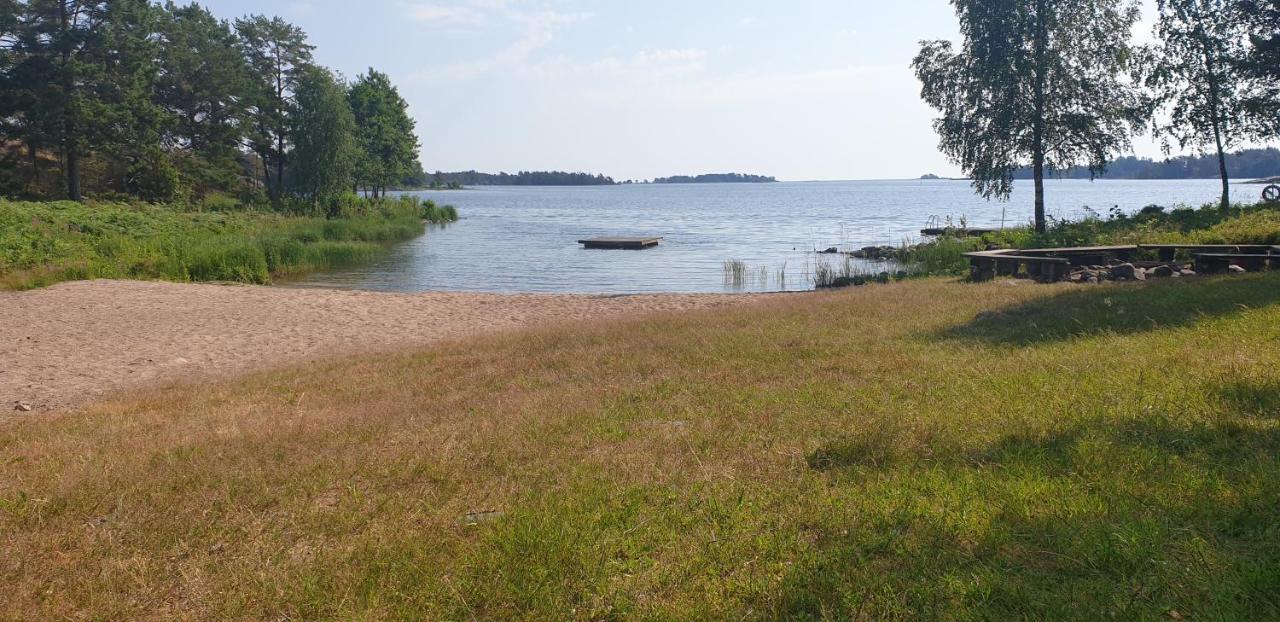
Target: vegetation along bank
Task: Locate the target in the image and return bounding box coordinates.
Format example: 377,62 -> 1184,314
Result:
0,196 -> 456,291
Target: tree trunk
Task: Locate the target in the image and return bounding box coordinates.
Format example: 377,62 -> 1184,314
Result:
276,132 -> 285,197
1031,0 -> 1048,234
1204,39 -> 1231,214
58,1 -> 81,202
1214,130 -> 1230,213
28,141 -> 41,188
1033,150 -> 1046,234
66,149 -> 82,201
1208,83 -> 1230,214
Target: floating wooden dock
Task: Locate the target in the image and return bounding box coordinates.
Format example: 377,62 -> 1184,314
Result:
578,237 -> 663,250
920,227 -> 1001,237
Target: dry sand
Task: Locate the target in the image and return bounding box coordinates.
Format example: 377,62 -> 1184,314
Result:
1,280 -> 767,414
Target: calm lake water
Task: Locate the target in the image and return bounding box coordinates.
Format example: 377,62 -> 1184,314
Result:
288,179 -> 1266,294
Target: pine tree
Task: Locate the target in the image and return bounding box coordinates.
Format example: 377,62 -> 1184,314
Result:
235,14 -> 313,198
157,2 -> 253,193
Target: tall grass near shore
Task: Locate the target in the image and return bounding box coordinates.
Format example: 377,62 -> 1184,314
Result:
0,196 -> 456,289
2,275 -> 1279,619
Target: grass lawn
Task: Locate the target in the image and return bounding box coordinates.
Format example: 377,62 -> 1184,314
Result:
2,275 -> 1279,619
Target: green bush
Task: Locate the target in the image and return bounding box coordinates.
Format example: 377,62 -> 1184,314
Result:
0,198 -> 437,290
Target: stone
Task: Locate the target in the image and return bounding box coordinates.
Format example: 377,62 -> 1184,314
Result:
1111,263 -> 1138,280
459,510 -> 504,526
14,402 -> 32,412
819,247 -> 839,254
1150,265 -> 1175,278
1181,269 -> 1196,276
1228,264 -> 1247,273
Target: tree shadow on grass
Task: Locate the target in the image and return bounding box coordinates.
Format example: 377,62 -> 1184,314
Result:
937,273 -> 1280,346
1215,380 -> 1280,419
782,413 -> 1280,619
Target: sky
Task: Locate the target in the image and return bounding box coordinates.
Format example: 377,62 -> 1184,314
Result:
196,0 -> 1190,181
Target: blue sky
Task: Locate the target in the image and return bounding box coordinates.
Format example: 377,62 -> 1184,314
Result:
198,0 -> 1174,181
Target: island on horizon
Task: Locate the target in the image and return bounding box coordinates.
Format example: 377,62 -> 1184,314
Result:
407,170 -> 780,187
651,173 -> 777,184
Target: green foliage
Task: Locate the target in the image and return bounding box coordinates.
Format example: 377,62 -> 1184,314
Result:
157,2 -> 254,193
1238,0 -> 1280,133
1137,0 -> 1263,211
0,198 -> 427,289
289,67 -> 359,216
348,69 -> 420,196
125,147 -> 186,203
235,13 -> 315,198
897,235 -> 986,276
0,4 -> 421,207
914,0 -> 1146,233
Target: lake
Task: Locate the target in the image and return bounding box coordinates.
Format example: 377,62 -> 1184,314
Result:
288,179 -> 1267,294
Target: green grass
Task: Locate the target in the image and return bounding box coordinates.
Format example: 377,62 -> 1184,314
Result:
0,196 -> 455,289
3,275 -> 1279,619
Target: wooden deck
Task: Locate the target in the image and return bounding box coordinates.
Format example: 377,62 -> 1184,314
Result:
578,237 -> 664,250
1139,244 -> 1280,262
920,227 -> 1001,237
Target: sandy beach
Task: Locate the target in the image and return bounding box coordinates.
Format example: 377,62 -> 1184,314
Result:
1,280 -> 766,414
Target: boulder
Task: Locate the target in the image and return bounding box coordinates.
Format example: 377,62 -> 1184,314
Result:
1150,265 -> 1175,278
1180,269 -> 1196,276
819,247 -> 839,255
1229,264 -> 1247,273
1111,263 -> 1138,280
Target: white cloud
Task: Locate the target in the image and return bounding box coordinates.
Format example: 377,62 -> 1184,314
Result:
405,2 -> 592,80
403,2 -> 486,25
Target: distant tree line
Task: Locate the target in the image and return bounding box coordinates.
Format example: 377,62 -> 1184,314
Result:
412,171 -> 617,187
652,173 -> 777,184
1013,148 -> 1280,180
914,0 -> 1280,232
0,1 -> 422,214
400,170 -> 782,188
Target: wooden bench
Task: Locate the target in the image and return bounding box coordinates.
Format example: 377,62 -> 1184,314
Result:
1193,253 -> 1280,273
1011,245 -> 1139,267
1139,244 -> 1278,262
965,245 -> 1140,282
965,251 -> 1071,282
